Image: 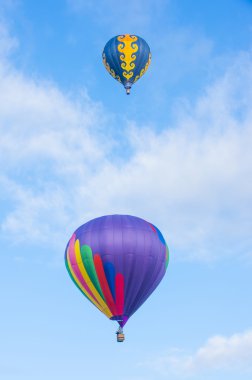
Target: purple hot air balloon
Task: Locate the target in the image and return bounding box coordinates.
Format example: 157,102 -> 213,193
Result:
65,215 -> 169,342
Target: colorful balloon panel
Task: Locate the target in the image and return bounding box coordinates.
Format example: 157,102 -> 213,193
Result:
65,215 -> 169,327
102,34 -> 151,94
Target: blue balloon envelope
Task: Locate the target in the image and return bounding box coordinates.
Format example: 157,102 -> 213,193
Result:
102,34 -> 151,94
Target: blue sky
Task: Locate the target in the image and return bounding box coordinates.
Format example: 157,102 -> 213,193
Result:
0,0 -> 252,379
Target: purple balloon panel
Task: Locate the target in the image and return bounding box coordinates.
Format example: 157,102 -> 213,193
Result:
65,215 -> 169,326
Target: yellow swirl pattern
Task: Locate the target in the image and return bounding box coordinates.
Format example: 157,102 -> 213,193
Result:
133,52 -> 152,83
102,52 -> 122,83
117,34 -> 138,80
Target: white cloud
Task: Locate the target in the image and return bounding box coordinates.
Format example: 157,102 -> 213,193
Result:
142,330 -> 252,376
73,52 -> 252,260
0,22 -> 17,58
0,23 -> 251,261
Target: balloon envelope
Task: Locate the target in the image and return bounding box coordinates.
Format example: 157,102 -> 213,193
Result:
102,34 -> 151,94
65,215 -> 168,327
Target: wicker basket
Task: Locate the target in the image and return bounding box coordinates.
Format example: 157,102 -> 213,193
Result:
117,333 -> 125,342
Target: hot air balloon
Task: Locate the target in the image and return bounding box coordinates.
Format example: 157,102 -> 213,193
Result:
65,215 -> 169,342
102,34 -> 151,94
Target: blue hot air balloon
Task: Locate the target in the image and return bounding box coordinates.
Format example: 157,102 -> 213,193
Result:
102,34 -> 151,94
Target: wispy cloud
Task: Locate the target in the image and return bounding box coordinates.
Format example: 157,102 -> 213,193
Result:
0,21 -> 17,58
141,330 -> 252,377
0,23 -> 251,261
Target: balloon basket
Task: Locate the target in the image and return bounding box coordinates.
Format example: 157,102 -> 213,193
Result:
117,333 -> 125,342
